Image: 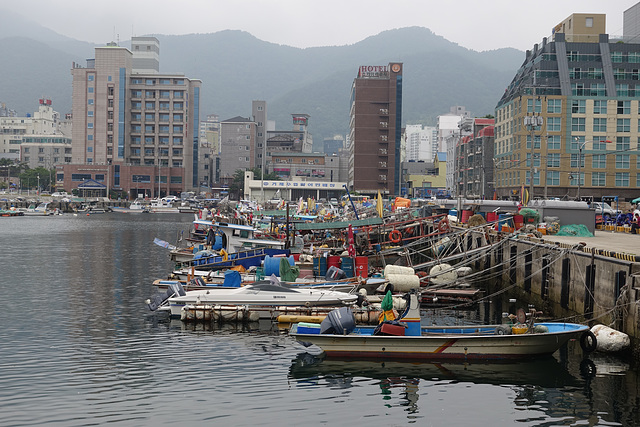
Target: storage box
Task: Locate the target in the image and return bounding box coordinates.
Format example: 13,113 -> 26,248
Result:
378,323 -> 406,336
297,322 -> 321,334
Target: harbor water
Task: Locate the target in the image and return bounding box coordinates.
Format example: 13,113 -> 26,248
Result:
1,213 -> 639,426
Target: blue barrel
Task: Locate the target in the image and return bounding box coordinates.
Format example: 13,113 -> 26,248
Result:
264,255 -> 295,277
313,257 -> 327,276
341,257 -> 354,278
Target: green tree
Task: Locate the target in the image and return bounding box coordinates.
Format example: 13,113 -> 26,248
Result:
19,166 -> 54,191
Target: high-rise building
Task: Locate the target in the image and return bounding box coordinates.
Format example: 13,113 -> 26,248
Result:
323,135 -> 344,156
61,37 -> 202,197
218,116 -> 256,185
349,63 -> 403,195
495,11 -> 640,201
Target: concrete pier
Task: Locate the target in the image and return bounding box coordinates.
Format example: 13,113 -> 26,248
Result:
480,229 -> 640,340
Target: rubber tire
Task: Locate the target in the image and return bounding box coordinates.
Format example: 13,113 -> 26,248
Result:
580,330 -> 597,353
495,325 -> 512,335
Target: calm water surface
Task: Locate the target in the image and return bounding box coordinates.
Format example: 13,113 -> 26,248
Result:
0,213 -> 638,426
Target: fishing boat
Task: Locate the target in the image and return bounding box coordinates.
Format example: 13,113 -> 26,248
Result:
174,247 -> 290,270
148,198 -> 180,213
290,291 -> 596,361
112,198 -> 150,213
158,280 -> 359,318
153,274 -> 388,294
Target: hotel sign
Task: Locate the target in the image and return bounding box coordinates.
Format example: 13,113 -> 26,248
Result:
358,65 -> 389,78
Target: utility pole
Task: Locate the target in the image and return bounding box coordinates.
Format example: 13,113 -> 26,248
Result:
524,114 -> 543,203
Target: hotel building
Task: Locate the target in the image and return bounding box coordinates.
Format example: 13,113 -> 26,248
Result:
349,63 -> 403,196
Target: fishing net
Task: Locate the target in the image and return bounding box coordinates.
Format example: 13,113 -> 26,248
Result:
519,208 -> 540,224
555,224 -> 594,237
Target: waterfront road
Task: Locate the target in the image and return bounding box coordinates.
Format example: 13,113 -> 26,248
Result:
541,230 -> 640,257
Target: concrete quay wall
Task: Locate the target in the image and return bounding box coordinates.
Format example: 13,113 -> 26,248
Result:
474,232 -> 640,340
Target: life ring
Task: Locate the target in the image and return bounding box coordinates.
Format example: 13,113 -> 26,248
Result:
389,229 -> 402,243
219,249 -> 229,262
438,217 -> 450,233
580,330 -> 597,353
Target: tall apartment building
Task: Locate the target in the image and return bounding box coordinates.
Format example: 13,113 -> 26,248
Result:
61,37 -> 202,197
495,12 -> 640,201
349,63 -> 403,196
405,124 -> 437,161
438,106 -> 471,196
253,100 -> 267,172
218,116 -> 256,184
199,114 -> 220,189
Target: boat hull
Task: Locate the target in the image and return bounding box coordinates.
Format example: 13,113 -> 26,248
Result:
292,322 -> 589,361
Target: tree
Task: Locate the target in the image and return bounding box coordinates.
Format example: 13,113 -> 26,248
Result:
19,166 -> 54,191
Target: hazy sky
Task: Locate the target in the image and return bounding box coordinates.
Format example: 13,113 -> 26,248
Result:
3,0 -> 637,51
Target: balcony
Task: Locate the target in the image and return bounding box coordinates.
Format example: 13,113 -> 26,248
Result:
378,161 -> 387,169
378,148 -> 387,156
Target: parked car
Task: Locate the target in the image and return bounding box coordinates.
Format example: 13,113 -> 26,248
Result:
592,202 -> 621,219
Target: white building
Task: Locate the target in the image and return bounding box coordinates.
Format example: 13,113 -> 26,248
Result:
0,99 -> 65,158
438,106 -> 471,196
405,124 -> 437,161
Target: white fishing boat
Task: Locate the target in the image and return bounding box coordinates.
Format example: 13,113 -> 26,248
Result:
148,198 -> 180,213
191,218 -> 285,253
17,203 -> 54,216
157,281 -> 358,318
112,198 -> 150,213
290,291 -> 596,361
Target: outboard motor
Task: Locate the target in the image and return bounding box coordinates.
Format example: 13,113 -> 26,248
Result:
320,306 -> 356,335
146,282 -> 186,311
325,266 -> 347,280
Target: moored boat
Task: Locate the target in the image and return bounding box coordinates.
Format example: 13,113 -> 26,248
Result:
290,291 -> 596,361
161,281 -> 359,318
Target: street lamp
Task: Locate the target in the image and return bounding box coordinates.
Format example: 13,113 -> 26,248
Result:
524,114 -> 544,201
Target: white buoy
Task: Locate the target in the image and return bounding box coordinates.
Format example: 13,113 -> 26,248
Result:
384,265 -> 415,276
456,266 -> 472,277
429,263 -> 458,286
591,324 -> 630,353
385,274 -> 420,292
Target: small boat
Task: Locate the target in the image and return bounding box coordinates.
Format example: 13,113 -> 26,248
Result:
112,199 -> 150,213
290,291 -> 596,361
148,198 -> 180,213
18,203 -> 53,216
157,280 -> 359,318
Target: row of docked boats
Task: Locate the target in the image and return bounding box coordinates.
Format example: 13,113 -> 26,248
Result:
145,197 -> 626,362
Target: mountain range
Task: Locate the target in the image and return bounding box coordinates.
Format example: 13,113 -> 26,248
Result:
0,9 -> 525,148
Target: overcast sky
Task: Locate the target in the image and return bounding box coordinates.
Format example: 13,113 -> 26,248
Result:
3,0 -> 636,51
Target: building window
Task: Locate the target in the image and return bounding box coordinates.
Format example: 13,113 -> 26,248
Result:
617,119 -> 630,132
173,91 -> 184,98
173,114 -> 183,122
88,75 -> 94,81
173,102 -> 183,110
547,135 -> 561,150
611,52 -> 623,63
547,153 -> 560,167
570,154 -> 585,168
88,87 -> 94,93
527,98 -> 541,113
592,172 -> 606,186
616,154 -> 630,169
547,99 -> 562,113
571,100 -> 586,114
88,135 -> 93,141
615,172 -> 630,186
145,102 -> 155,110
146,79 -> 155,85
87,123 -> 93,129
592,154 -> 607,169
88,111 -> 94,117
547,117 -> 561,131
88,99 -> 94,105
159,125 -> 170,133
145,113 -> 155,121
617,101 -> 631,114
173,125 -> 183,133
593,118 -> 606,133
617,136 -> 630,151
571,117 -> 585,132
